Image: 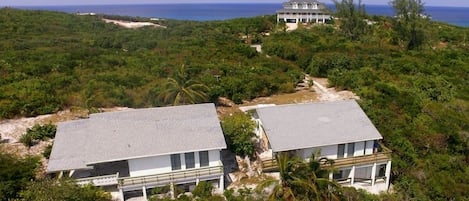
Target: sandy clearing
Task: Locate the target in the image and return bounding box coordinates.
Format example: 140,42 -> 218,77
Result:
102,19 -> 167,29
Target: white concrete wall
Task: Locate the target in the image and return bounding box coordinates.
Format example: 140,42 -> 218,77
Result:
128,155 -> 172,177
128,149 -> 221,177
297,140 -> 376,160
300,144 -> 338,160
209,150 -> 221,166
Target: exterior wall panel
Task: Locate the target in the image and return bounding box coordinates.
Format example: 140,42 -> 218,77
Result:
128,155 -> 171,177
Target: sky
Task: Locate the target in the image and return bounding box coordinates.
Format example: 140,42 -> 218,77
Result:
1,0 -> 468,7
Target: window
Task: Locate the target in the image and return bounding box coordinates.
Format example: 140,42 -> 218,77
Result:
333,168 -> 351,181
185,152 -> 195,169
199,151 -> 209,167
377,164 -> 386,177
337,144 -> 345,158
171,154 -> 181,170
347,143 -> 355,157
355,166 -> 372,179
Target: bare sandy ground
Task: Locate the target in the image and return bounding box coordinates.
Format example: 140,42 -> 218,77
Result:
217,76 -> 358,117
102,19 -> 167,29
311,76 -> 359,101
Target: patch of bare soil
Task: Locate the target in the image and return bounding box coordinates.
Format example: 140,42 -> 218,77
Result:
311,76 -> 359,102
217,75 -> 357,117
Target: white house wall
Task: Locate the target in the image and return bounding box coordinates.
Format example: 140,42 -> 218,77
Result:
128,149 -> 221,177
297,140 -> 376,160
208,150 -> 221,166
300,144 -> 337,160
128,155 -> 172,177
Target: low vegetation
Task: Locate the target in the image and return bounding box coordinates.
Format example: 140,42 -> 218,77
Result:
19,123 -> 56,147
221,113 -> 257,157
1,0 -> 468,199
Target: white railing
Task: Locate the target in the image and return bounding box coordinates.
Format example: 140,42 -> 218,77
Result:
75,173 -> 119,186
119,165 -> 223,188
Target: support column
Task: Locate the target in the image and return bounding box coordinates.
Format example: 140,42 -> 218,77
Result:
142,186 -> 147,201
371,163 -> 377,186
219,175 -> 224,191
119,188 -> 124,201
170,182 -> 175,199
328,172 -> 333,181
385,161 -> 392,189
196,178 -> 200,185
350,166 -> 356,186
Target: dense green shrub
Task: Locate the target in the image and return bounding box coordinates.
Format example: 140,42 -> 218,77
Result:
191,181 -> 213,199
0,152 -> 40,201
221,113 -> 256,157
19,123 -> 56,147
42,144 -> 53,159
19,179 -> 111,201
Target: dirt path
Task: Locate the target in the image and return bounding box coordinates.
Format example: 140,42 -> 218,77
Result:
310,76 -> 359,101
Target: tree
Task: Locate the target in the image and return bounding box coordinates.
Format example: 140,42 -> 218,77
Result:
192,181 -> 213,199
158,65 -> 209,106
221,112 -> 256,157
390,0 -> 429,50
333,0 -> 368,41
256,153 -> 341,201
296,154 -> 341,201
19,179 -> 111,201
0,152 -> 39,201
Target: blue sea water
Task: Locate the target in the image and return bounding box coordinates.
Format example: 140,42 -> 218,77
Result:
13,3 -> 469,27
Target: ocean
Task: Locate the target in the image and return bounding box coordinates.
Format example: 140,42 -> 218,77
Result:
13,4 -> 469,27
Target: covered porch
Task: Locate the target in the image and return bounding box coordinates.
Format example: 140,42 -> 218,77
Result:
67,161 -> 224,201
259,144 -> 392,194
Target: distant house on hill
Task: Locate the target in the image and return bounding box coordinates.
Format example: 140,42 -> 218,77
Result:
254,100 -> 392,194
277,0 -> 331,24
47,103 -> 227,201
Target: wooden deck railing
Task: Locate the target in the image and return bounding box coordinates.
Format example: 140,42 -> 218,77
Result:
75,173 -> 119,186
261,144 -> 392,172
118,165 -> 223,188
326,152 -> 390,168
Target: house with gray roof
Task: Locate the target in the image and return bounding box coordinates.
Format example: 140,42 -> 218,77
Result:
47,103 -> 227,201
254,100 -> 392,194
277,0 -> 331,24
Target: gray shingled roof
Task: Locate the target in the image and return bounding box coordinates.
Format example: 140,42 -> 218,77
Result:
47,103 -> 226,172
256,100 -> 382,152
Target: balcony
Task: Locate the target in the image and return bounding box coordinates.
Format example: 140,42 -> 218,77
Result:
75,173 -> 119,186
327,152 -> 390,168
73,164 -> 224,191
118,165 -> 224,190
261,144 -> 392,172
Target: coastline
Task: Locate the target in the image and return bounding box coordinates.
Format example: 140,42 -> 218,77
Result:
8,4 -> 469,27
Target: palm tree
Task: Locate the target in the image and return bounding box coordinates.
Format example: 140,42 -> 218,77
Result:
299,154 -> 341,201
257,153 -> 342,201
256,153 -> 301,201
158,65 -> 209,106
